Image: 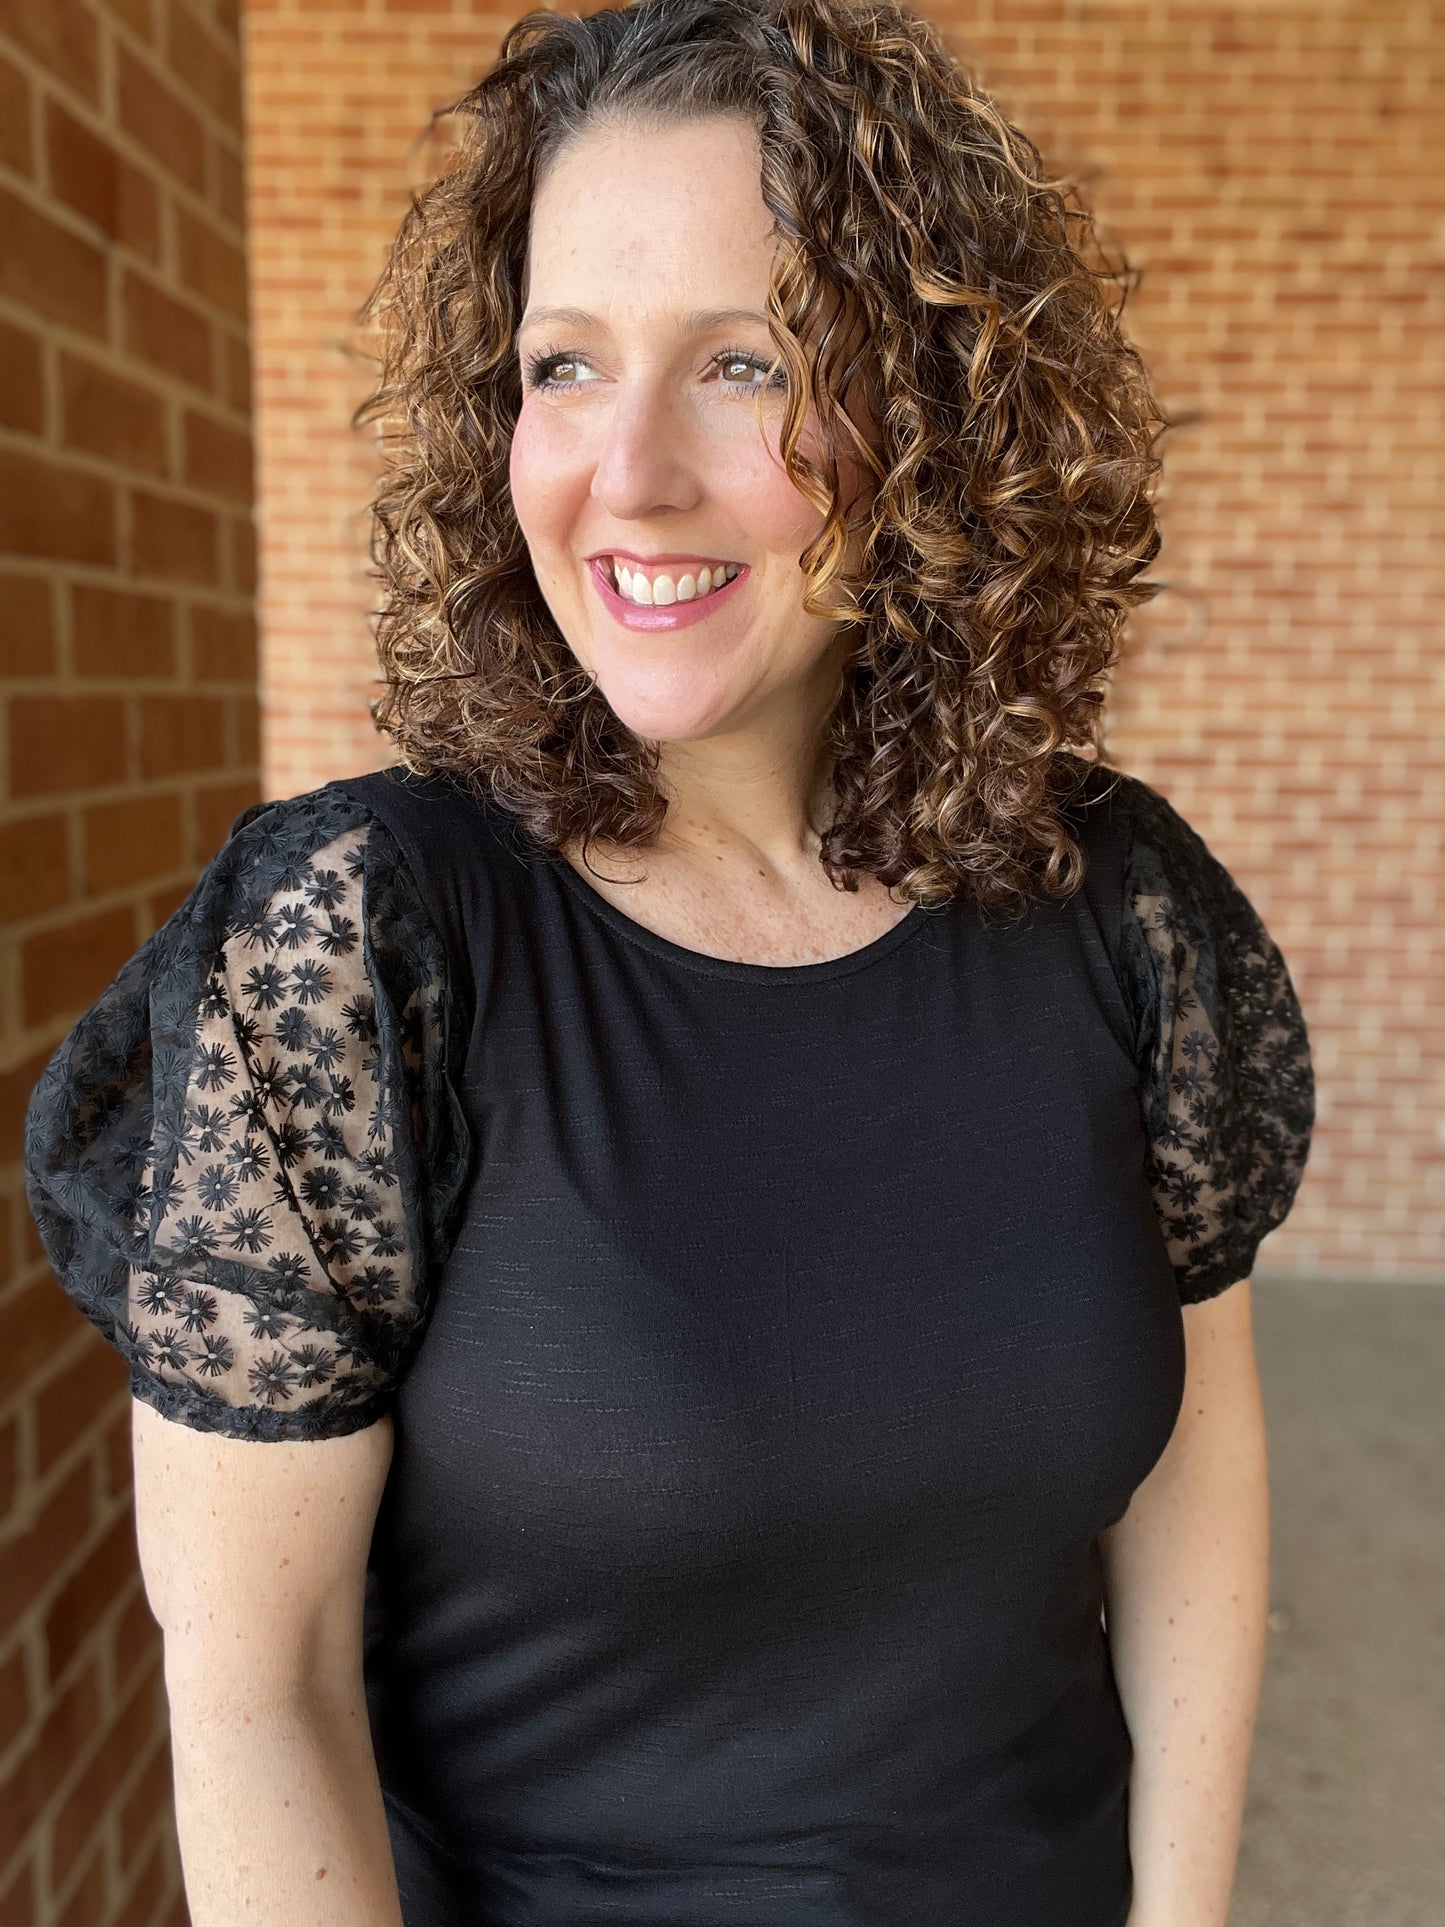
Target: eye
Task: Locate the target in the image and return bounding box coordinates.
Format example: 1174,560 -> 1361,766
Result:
715,349 -> 787,394
523,349 -> 596,394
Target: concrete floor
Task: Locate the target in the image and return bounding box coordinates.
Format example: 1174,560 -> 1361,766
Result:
1232,1277 -> 1445,1926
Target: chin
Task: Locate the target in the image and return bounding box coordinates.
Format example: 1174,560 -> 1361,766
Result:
589,660 -> 743,746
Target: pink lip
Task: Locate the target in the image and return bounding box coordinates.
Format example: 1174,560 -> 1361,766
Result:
588,556 -> 747,631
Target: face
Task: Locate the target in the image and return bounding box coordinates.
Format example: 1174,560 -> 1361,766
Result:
509,114 -> 859,752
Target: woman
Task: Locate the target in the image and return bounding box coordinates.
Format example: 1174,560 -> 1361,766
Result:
24,0 -> 1314,1921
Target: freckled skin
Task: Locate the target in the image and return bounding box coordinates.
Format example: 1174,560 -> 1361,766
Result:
508,114 -> 865,755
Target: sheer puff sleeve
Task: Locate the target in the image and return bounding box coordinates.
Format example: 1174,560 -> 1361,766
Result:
1109,773 -> 1315,1304
23,785 -> 471,1441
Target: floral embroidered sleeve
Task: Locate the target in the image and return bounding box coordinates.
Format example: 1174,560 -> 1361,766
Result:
23,786 -> 471,1441
1112,775 -> 1315,1304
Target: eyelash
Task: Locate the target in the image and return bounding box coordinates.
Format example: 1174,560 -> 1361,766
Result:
522,345 -> 786,396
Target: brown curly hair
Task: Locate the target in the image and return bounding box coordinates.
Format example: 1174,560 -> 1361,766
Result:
357,0 -> 1166,908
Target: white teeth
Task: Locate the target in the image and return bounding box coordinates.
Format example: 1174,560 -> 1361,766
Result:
608,559 -> 740,606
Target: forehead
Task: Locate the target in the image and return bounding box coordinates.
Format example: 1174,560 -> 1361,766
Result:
525,113 -> 776,308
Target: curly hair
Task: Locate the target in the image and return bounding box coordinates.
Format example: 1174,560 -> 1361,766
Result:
357,0 -> 1166,908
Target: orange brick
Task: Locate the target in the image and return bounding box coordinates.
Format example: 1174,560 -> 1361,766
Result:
8,694 -> 127,798
43,1507 -> 136,1680
0,572 -> 56,677
0,447 -> 115,566
0,812 -> 70,918
22,905 -> 139,1026
190,603 -> 257,681
0,51 -> 33,175
0,0 -> 99,104
0,316 -> 43,435
121,272 -> 214,395
0,1464 -> 94,1649
83,789 -> 185,893
183,410 -> 254,503
137,693 -> 227,779
117,46 -> 206,196
45,102 -> 161,261
0,188 -> 107,337
72,583 -> 177,680
130,490 -> 221,587
59,354 -> 169,478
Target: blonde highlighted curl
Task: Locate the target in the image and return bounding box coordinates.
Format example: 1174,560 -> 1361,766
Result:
358,0 -> 1166,908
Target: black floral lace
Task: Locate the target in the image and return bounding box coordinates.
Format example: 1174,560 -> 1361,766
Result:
1108,773 -> 1314,1303
24,770 -> 1311,1441
23,787 -> 471,1441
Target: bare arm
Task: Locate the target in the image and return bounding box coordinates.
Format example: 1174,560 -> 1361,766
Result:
1099,1279 -> 1270,1927
133,1398 -> 404,1926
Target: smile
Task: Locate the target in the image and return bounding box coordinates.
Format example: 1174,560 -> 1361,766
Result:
605,557 -> 741,606
589,555 -> 748,632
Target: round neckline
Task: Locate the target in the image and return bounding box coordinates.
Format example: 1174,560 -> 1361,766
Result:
539,844 -> 936,985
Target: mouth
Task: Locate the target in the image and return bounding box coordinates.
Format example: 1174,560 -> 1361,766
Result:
596,554 -> 744,608
586,553 -> 749,633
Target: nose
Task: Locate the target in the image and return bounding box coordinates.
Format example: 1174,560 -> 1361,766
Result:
589,377 -> 703,522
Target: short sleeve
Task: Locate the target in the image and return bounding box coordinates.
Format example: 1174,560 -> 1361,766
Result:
23,786 -> 471,1441
1109,774 -> 1315,1304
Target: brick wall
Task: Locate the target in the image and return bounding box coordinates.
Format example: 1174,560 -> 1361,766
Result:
0,0 -> 258,1917
243,0 -> 1444,1288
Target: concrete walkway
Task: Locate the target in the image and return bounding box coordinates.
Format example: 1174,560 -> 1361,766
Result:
1232,1277 -> 1444,1926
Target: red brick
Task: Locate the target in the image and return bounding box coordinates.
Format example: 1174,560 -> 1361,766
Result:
113,1588 -> 160,1695
59,355 -> 169,479
232,696 -> 260,766
45,102 -> 161,261
55,1846 -> 108,1927
117,47 -> 206,196
0,1647 -> 28,1755
0,1045 -> 52,1157
35,1338 -> 130,1481
195,777 -> 260,859
0,573 -> 55,677
0,316 -> 43,435
216,142 -> 246,229
146,879 -> 192,928
83,790 -> 185,893
117,1835 -> 169,1927
0,0 -> 99,103
0,1416 -> 18,1515
0,1280 -> 83,1405
190,604 -> 256,682
122,273 -> 214,395
176,207 -> 248,320
137,694 -> 227,779
0,51 -> 33,175
130,491 -> 221,587
22,906 -> 139,1027
220,331 -> 251,415
229,510 -> 256,595
103,1410 -> 132,1503
0,447 -> 114,566
183,410 -> 253,504
0,1852 -> 36,1927
8,695 -> 127,799
0,813 -> 70,919
107,0 -> 156,40
0,1463 -> 93,1648
44,1508 -> 137,1681
72,584 -> 177,681
0,188 -> 106,337
118,1733 -> 172,1878
52,1657 -> 163,1870
167,6 -> 243,130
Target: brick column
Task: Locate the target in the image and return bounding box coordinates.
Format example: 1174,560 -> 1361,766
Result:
0,0 -> 257,1919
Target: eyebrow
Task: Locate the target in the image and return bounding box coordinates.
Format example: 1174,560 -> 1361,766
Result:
514,306 -> 771,342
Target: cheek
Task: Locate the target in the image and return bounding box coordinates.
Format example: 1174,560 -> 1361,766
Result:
507,406 -> 578,543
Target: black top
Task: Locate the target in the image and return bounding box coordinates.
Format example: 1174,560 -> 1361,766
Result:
24,760 -> 1313,1927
